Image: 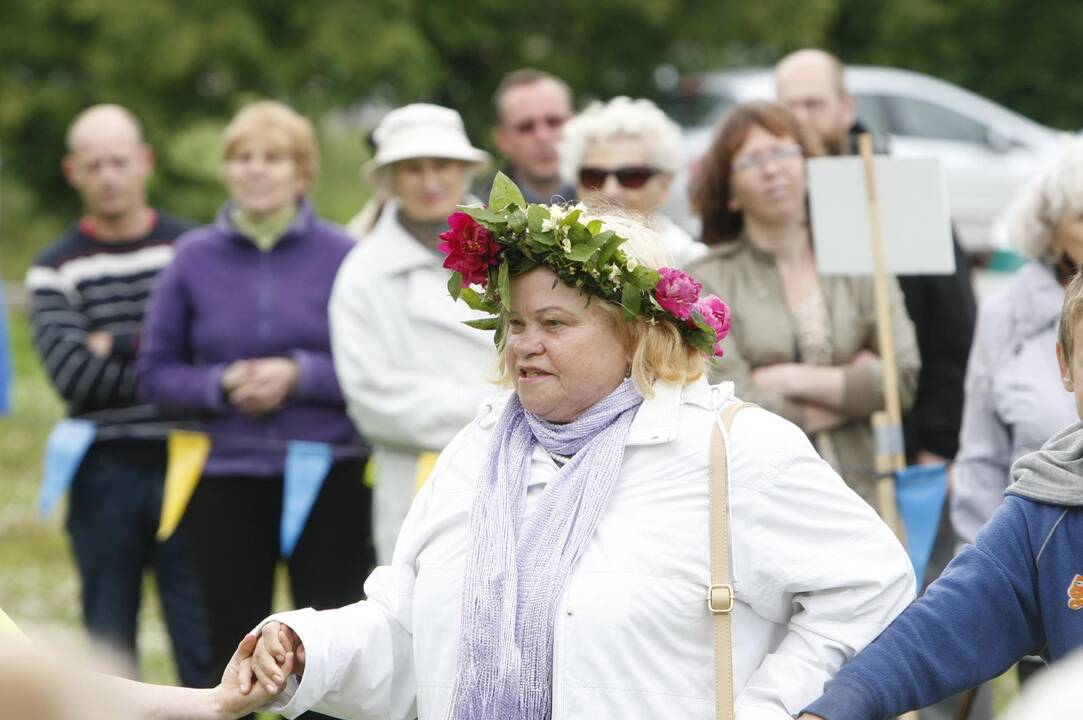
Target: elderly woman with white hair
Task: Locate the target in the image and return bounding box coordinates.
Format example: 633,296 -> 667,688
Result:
329,104 -> 500,564
951,139 -> 1083,546
559,96 -> 706,265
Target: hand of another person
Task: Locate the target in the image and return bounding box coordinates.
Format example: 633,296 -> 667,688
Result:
750,363 -> 799,397
86,331 -> 114,357
915,449 -> 949,466
221,360 -> 254,393
850,349 -> 881,369
797,715 -> 825,720
803,404 -> 847,434
227,358 -> 300,415
247,621 -> 306,698
216,633 -> 293,718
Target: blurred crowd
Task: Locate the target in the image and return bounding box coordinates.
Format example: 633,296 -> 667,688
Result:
8,46 -> 1083,720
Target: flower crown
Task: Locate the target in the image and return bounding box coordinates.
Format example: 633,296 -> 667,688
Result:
438,172 -> 731,357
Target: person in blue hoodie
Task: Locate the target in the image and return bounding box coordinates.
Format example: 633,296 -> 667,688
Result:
800,269 -> 1083,720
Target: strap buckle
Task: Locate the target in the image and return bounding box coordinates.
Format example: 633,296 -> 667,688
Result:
707,584 -> 734,614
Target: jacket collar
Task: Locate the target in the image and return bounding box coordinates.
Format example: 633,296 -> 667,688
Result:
215,197 -> 316,249
1008,261 -> 1064,340
364,200 -> 446,277
626,377 -> 733,446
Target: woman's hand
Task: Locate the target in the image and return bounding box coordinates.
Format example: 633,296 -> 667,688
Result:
751,363 -> 800,396
246,621 -> 306,698
225,358 -> 300,415
803,404 -> 847,434
215,633 -> 293,718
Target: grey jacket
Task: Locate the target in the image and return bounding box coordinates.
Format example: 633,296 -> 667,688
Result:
951,260 -> 1077,544
685,240 -> 920,507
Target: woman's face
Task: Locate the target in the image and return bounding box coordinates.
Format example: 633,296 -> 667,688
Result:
224,135 -> 304,218
1053,208 -> 1083,265
392,157 -> 468,222
577,135 -> 671,215
505,266 -> 631,423
727,124 -> 807,228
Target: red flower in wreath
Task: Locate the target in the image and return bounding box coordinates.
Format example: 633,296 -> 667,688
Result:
438,212 -> 503,287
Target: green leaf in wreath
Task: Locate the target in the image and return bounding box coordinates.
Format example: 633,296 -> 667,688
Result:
447,272 -> 463,300
463,316 -> 500,331
489,171 -> 527,210
527,204 -> 549,233
498,261 -> 511,310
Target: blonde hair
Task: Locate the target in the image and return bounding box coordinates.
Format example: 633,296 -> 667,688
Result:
495,210 -> 706,398
1059,270 -> 1083,372
558,97 -> 683,187
223,101 -> 319,191
994,136 -> 1083,258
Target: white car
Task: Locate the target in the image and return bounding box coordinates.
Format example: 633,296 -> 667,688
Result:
663,66 -> 1066,254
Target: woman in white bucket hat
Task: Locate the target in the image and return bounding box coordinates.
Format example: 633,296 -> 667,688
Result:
330,104 -> 500,563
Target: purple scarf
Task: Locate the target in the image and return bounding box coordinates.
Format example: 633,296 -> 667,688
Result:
447,380 -> 644,719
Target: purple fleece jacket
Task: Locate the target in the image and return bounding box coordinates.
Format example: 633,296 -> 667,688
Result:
138,199 -> 361,476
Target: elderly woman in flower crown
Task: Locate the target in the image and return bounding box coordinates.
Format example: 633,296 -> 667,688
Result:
214,175 -> 914,720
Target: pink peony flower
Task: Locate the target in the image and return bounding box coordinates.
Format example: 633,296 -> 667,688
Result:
653,267 -> 702,320
437,212 -> 503,287
691,294 -> 732,356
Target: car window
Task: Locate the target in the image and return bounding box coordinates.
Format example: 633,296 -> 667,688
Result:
886,95 -> 988,144
853,94 -> 891,135
664,81 -> 737,128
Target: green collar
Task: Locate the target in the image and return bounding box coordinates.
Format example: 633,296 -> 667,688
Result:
231,204 -> 299,252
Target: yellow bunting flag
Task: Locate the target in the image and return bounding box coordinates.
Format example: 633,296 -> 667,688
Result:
414,451 -> 440,494
0,607 -> 25,640
156,430 -> 211,542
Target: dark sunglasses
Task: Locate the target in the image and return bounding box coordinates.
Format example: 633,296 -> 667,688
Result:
578,165 -> 659,190
512,115 -> 566,135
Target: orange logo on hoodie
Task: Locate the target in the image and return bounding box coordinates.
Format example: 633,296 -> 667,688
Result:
1068,575 -> 1083,610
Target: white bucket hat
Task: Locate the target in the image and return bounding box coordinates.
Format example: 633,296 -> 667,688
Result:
366,103 -> 490,184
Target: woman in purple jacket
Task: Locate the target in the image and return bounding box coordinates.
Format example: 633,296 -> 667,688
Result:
138,101 -> 372,716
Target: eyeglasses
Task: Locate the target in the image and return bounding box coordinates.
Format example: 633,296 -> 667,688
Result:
732,144 -> 804,173
578,165 -> 660,190
512,115 -> 567,135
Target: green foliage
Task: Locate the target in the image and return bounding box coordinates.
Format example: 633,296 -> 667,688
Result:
2,0 -> 1082,282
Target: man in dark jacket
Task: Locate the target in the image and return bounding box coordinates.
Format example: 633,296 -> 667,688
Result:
26,104 -> 209,686
478,68 -> 576,204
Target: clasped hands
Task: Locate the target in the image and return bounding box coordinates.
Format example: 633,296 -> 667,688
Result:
216,622 -> 304,715
220,358 -> 300,415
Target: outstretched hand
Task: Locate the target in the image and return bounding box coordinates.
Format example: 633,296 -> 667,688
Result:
216,633 -> 294,718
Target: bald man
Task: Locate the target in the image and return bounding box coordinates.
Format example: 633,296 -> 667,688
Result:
775,49 -> 860,155
25,104 -> 209,687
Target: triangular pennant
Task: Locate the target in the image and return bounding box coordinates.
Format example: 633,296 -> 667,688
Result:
156,430 -> 211,542
38,419 -> 97,518
895,464 -> 949,591
414,451 -> 440,493
0,607 -> 26,641
0,278 -> 12,416
280,441 -> 333,558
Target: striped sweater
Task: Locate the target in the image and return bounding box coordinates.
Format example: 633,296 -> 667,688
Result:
26,212 -> 191,427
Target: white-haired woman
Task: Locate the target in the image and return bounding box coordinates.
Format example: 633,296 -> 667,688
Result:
559,96 -> 706,265
329,103 -> 499,564
951,140 -> 1083,545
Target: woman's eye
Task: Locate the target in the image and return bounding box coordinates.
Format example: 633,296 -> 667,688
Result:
545,319 -> 562,329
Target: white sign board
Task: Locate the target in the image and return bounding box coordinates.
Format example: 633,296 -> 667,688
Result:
807,156 -> 954,276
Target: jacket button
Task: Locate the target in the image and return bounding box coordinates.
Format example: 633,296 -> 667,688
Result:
564,608 -> 573,617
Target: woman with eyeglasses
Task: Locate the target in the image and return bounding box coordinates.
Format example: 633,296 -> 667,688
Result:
559,96 -> 706,265
685,101 -> 920,511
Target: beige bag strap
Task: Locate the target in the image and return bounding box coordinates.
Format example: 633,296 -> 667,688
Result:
709,401 -> 755,719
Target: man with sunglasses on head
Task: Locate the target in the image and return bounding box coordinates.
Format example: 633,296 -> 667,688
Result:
482,68 -> 576,204
776,48 -> 980,720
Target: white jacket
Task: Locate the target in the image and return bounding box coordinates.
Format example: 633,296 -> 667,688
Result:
267,378 -> 915,719
329,201 -> 501,560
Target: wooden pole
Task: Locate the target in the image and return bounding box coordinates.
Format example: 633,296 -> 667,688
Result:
857,134 -> 907,545
860,133 -> 917,720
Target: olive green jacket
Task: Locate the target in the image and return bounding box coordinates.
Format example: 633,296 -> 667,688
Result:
685,240 -> 921,507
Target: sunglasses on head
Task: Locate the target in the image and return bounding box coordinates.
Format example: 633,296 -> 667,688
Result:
512,115 -> 566,135
578,165 -> 659,190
